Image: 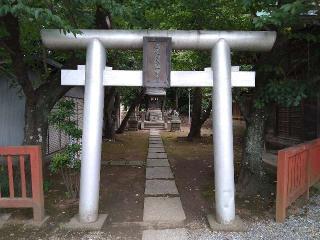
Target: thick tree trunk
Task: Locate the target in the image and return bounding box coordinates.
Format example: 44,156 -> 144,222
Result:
24,84 -> 71,154
24,100 -> 50,153
116,90 -> 144,134
236,106 -> 271,197
2,7 -> 111,155
188,88 -> 203,139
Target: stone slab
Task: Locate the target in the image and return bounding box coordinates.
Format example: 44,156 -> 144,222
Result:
142,228 -> 188,240
63,214 -> 108,230
149,140 -> 161,142
143,197 -> 186,223
149,143 -> 163,146
146,167 -> 173,179
148,144 -> 164,148
148,148 -> 165,153
207,214 -> 247,232
149,137 -> 162,140
0,213 -> 11,228
147,159 -> 170,167
145,180 -> 179,195
148,152 -> 167,159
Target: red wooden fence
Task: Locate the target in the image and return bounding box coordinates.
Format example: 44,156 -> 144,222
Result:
0,146 -> 45,223
276,138 -> 320,222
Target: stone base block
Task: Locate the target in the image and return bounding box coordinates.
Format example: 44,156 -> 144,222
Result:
207,214 -> 247,232
63,214 -> 108,230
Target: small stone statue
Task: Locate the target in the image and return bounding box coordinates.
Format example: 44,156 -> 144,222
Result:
171,110 -> 180,120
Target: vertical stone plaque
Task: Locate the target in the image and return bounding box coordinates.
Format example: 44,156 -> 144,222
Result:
143,37 -> 172,89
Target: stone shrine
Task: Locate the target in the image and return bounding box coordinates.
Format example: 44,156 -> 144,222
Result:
141,89 -> 167,130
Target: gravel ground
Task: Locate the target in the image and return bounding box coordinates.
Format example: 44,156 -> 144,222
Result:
188,194 -> 320,240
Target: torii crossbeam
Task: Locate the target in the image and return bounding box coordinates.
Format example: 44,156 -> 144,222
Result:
41,29 -> 276,227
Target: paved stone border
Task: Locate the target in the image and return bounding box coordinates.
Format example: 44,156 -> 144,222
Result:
142,228 -> 188,240
101,160 -> 144,166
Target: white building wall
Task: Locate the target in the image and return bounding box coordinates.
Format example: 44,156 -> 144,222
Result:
0,77 -> 25,146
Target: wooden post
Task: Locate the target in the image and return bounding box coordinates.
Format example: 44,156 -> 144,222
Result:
276,150 -> 288,222
317,97 -> 320,138
30,146 -> 45,222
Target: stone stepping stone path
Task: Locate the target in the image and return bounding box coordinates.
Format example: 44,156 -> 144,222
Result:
142,130 -> 187,240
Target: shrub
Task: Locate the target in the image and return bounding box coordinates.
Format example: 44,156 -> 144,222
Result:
49,99 -> 82,199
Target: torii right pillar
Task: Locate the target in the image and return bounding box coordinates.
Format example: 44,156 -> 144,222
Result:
209,39 -> 244,230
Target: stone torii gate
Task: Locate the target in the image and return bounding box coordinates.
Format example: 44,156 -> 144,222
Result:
41,29 -> 276,228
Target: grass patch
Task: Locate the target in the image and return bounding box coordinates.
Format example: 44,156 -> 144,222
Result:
102,131 -> 149,162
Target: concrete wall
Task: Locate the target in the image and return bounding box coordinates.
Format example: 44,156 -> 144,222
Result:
0,78 -> 26,146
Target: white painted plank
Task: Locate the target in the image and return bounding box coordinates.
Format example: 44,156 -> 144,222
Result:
61,70 -> 255,87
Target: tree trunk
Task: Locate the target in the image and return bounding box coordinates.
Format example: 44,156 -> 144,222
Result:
24,100 -> 50,153
116,90 -> 144,134
103,87 -> 116,140
2,8 -> 107,155
175,89 -> 179,110
236,105 -> 271,197
188,88 -> 202,139
114,92 -> 121,129
23,84 -> 71,154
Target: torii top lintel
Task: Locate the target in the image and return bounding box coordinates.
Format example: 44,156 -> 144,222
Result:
41,29 -> 276,51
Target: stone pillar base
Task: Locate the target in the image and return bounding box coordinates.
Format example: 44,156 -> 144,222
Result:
63,214 -> 108,230
207,214 -> 247,232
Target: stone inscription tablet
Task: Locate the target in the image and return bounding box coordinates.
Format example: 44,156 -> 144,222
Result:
143,37 -> 172,88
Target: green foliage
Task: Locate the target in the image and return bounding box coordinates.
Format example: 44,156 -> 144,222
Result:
43,179 -> 52,193
49,99 -> 82,198
50,143 -> 81,173
255,80 -> 308,108
49,100 -> 82,139
238,0 -> 320,110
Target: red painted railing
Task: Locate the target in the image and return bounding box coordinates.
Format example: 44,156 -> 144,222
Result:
0,146 -> 45,223
276,138 -> 320,222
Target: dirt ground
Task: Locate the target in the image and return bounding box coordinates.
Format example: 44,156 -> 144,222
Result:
0,123 -> 289,239
161,122 -> 277,226
0,131 -> 148,240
